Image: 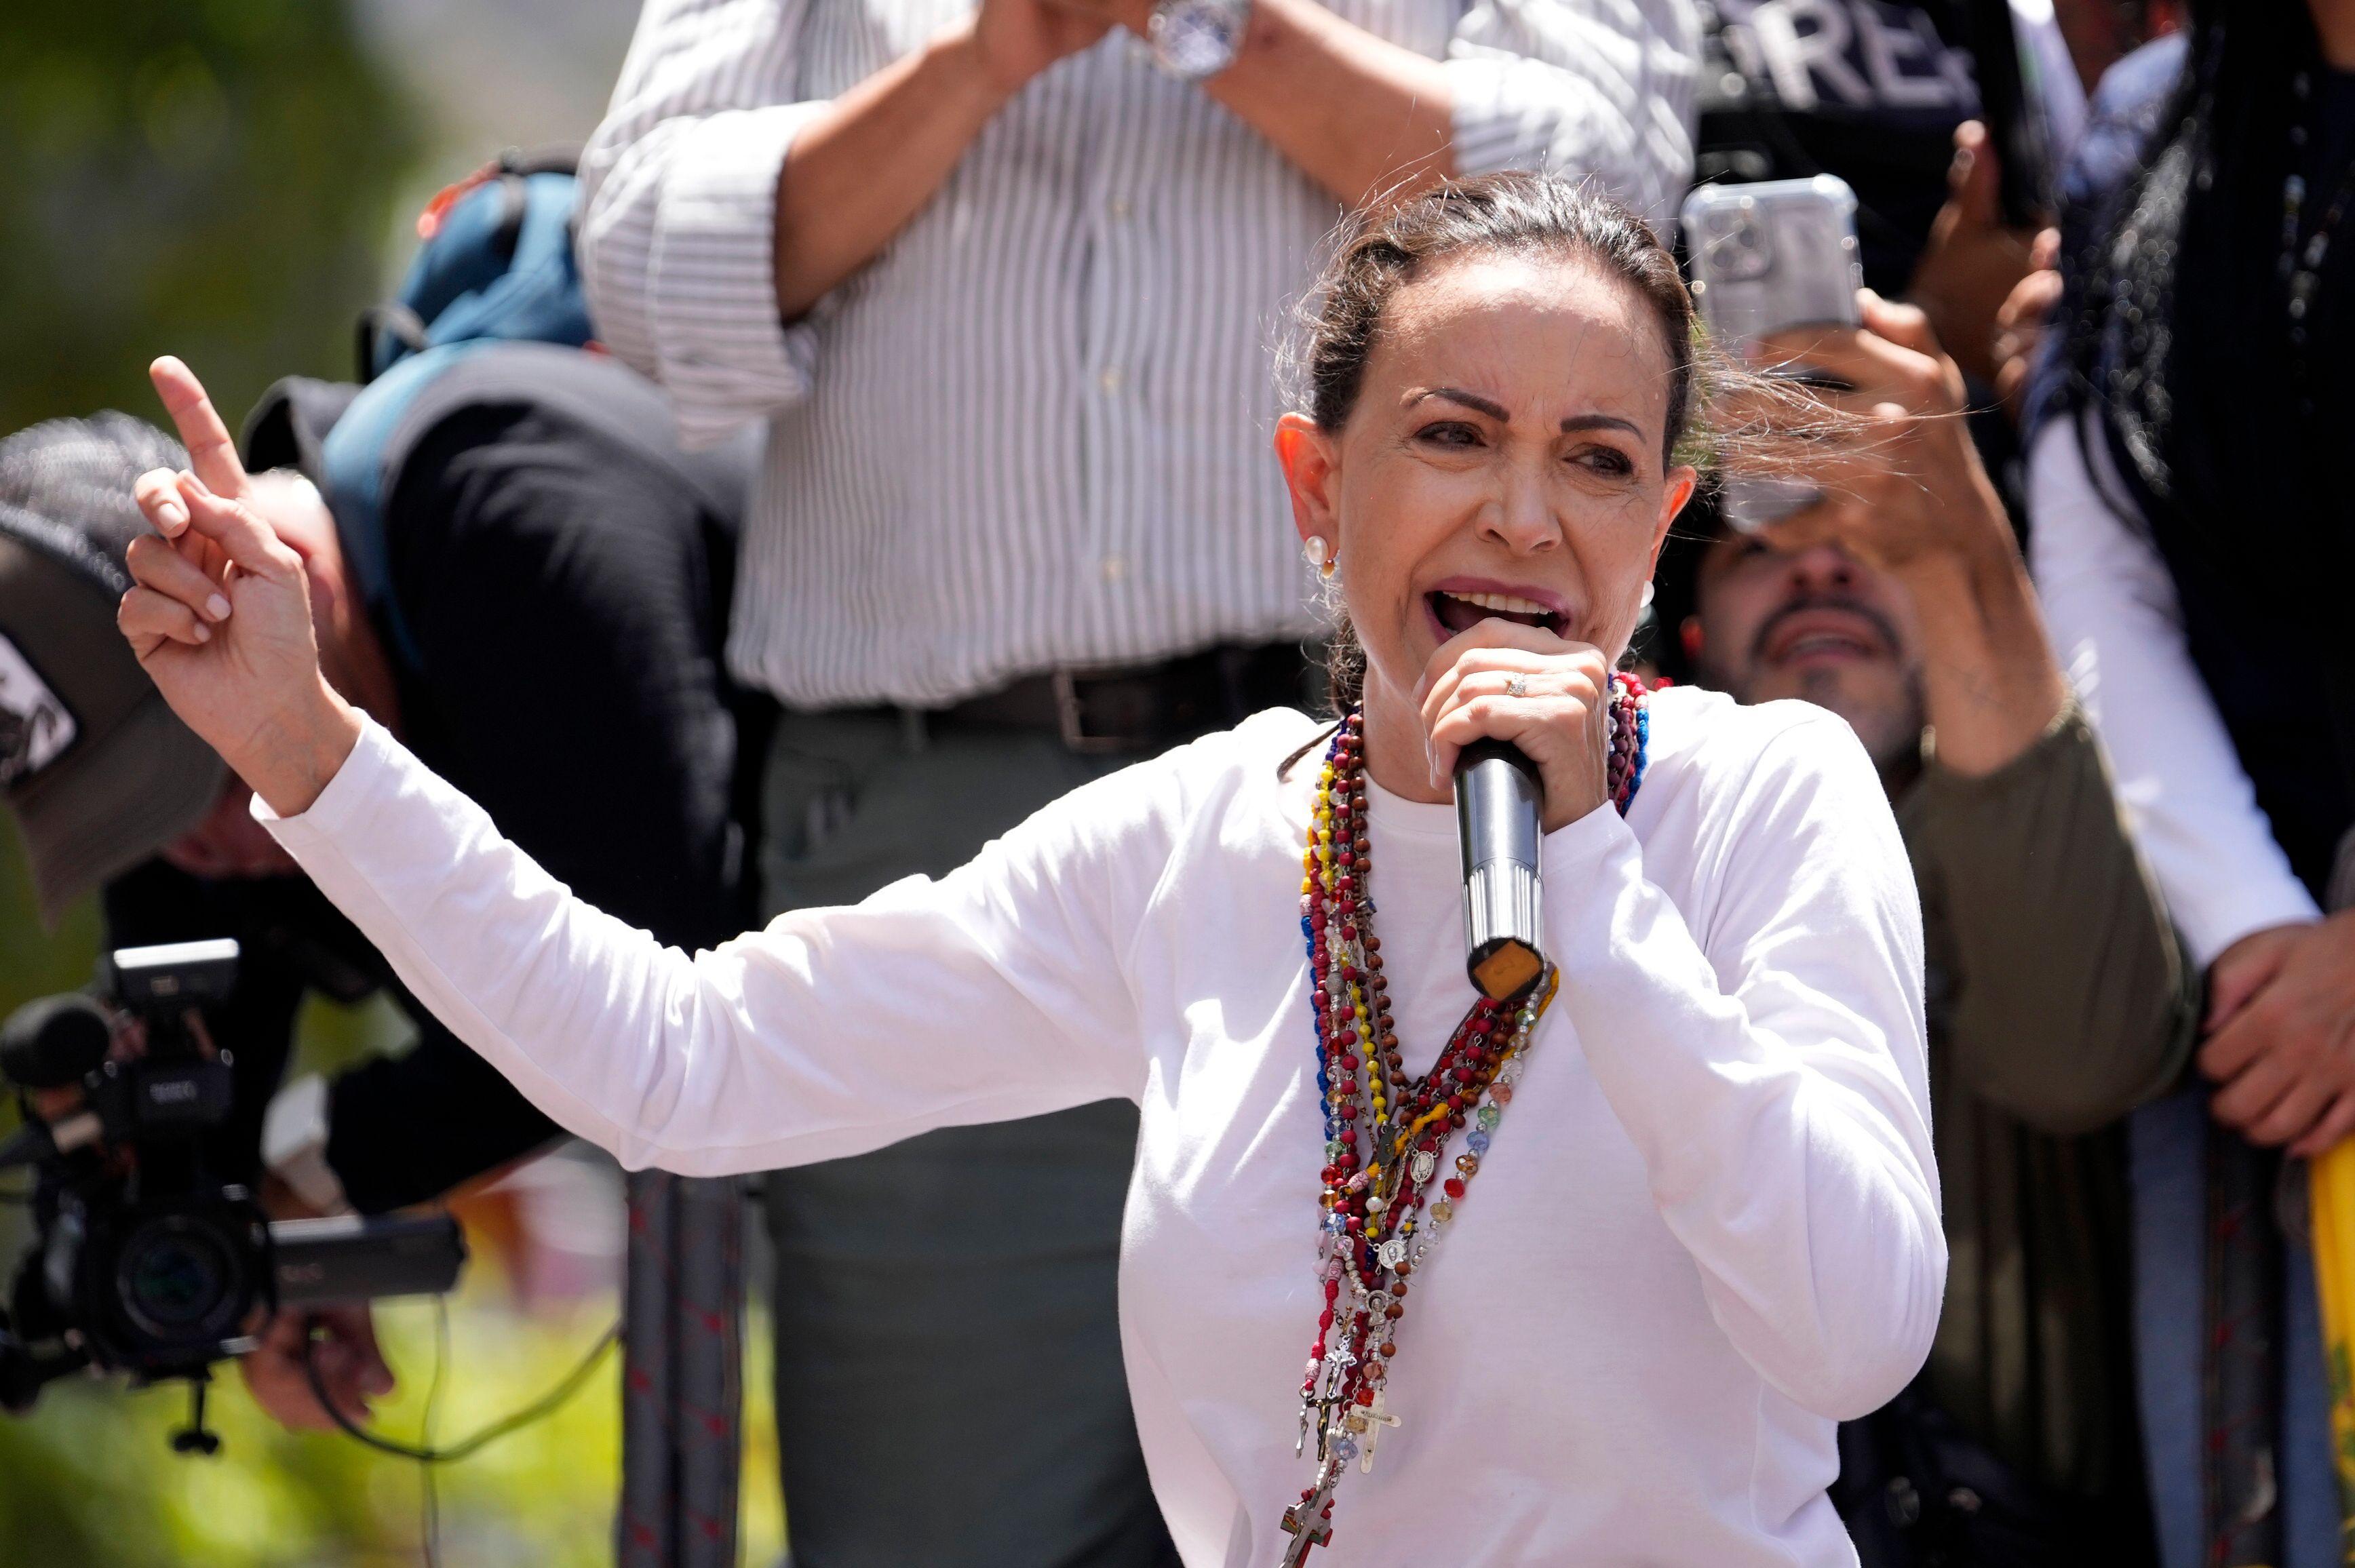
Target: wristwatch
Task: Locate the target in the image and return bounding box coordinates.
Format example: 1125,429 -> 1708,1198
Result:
1148,0 -> 1251,81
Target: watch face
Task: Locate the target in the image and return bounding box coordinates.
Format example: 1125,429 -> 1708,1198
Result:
1151,0 -> 1244,78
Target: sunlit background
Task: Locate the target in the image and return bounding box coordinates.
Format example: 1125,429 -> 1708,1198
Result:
0,3 -> 783,1561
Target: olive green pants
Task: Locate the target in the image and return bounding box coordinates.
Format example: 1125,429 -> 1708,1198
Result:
757,709 -> 1177,1568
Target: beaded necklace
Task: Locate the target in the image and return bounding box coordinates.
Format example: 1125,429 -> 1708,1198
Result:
1280,673 -> 1650,1565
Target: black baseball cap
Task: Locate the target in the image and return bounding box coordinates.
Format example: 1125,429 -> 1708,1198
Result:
0,415 -> 228,926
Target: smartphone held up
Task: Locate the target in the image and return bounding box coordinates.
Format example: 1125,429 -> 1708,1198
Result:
1681,174 -> 1864,532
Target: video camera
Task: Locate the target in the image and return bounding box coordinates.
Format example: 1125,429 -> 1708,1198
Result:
0,939 -> 465,1452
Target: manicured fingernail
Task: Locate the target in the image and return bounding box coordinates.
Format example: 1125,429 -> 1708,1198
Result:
205,593 -> 231,621
193,623 -> 211,643
157,499 -> 187,530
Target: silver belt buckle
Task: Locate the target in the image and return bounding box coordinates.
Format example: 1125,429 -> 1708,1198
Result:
1052,667 -> 1131,755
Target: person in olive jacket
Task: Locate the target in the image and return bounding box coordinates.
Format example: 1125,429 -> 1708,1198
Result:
1662,292 -> 2195,1563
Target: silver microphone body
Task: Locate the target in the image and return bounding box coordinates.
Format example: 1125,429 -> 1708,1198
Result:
1456,741 -> 1546,1001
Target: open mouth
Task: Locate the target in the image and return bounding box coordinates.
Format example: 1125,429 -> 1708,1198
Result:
1759,606 -> 1892,667
1427,589 -> 1566,639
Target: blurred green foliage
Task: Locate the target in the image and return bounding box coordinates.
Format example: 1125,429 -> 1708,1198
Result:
0,0 -> 425,1148
0,0 -> 420,442
0,5 -> 804,1564
0,1269 -> 624,1568
0,1269 -> 784,1566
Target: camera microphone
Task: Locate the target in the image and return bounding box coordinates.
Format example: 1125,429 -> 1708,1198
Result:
0,994 -> 110,1091
1456,741 -> 1546,1002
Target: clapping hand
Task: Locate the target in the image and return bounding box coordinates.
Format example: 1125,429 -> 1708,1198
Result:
1026,0 -> 1152,37
117,357 -> 360,816
969,0 -> 1123,92
2200,916 -> 2355,1157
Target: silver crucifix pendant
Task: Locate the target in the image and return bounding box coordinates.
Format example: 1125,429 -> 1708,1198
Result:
1355,1387 -> 1401,1474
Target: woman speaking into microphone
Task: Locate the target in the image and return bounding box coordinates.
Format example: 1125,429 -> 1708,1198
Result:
119,174 -> 1939,1566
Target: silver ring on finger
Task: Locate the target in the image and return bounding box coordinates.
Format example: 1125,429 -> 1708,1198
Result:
1504,675 -> 1530,698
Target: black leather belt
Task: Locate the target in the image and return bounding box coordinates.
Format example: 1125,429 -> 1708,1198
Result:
918,641 -> 1325,755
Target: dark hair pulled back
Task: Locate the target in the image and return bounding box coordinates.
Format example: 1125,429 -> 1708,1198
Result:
1293,174 -> 1700,460
1285,174 -> 1701,716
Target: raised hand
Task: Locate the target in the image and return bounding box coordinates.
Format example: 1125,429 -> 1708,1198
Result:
118,357 -> 360,816
1907,120 -> 2038,389
1991,227 -> 2063,427
1748,294 -> 2068,779
1749,293 -> 2000,580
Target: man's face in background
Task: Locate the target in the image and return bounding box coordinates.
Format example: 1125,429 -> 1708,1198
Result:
161,774 -> 298,880
1683,532 -> 1927,786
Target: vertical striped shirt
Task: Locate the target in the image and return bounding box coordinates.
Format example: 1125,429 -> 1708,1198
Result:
580,0 -> 1699,709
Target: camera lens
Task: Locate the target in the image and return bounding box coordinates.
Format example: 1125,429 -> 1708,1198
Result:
115,1215 -> 245,1342
1705,210 -> 1773,282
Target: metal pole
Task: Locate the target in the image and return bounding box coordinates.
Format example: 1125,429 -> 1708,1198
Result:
619,1171 -> 745,1568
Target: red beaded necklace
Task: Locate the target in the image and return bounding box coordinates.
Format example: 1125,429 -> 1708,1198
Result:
1281,675 -> 1650,1565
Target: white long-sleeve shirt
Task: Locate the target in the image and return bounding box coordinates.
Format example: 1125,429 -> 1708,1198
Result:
2026,414 -> 2321,968
575,0 -> 1700,708
259,685 -> 1939,1566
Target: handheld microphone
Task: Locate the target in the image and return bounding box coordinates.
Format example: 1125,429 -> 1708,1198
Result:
1456,741 -> 1545,1002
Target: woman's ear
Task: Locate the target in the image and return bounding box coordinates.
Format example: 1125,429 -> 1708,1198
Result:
1274,412 -> 1341,558
1648,463 -> 1700,575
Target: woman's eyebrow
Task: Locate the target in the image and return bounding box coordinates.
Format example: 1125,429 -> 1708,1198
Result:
1560,413 -> 1642,437
1409,387 -> 1511,420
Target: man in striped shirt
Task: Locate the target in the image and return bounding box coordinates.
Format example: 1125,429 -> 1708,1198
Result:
577,0 -> 1697,1559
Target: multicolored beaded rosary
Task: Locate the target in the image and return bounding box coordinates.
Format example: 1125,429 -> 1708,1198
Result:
1280,671 -> 1650,1566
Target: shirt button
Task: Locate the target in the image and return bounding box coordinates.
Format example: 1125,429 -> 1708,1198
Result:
1102,555 -> 1129,583
1109,196 -> 1132,220
1099,366 -> 1125,394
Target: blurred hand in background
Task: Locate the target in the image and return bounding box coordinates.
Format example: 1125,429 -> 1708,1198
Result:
1908,120 -> 2041,393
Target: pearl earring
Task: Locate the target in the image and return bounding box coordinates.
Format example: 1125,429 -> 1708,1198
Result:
1303,536 -> 1336,579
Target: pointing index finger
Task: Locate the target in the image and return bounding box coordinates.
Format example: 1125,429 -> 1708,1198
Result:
149,357 -> 250,501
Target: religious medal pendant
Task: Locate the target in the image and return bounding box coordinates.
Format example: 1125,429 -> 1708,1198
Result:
1280,1470 -> 1340,1567
1279,1504 -> 1333,1567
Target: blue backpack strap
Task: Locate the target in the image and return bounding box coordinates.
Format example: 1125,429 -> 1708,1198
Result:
314,146 -> 621,673
317,340 -> 494,674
